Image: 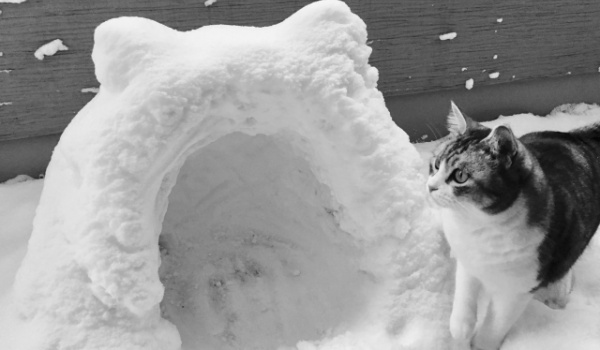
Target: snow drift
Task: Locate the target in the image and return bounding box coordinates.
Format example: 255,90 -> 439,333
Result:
4,1 -> 600,348
5,1 -> 451,349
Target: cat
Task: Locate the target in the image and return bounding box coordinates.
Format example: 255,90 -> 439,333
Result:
426,102 -> 600,350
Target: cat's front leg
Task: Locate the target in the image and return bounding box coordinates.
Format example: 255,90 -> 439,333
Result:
534,269 -> 573,309
450,262 -> 480,341
472,291 -> 532,350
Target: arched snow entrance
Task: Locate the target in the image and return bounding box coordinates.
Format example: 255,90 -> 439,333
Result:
158,133 -> 371,349
9,1 -> 446,349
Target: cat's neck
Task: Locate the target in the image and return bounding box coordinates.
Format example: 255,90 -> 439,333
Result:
517,145 -> 554,229
442,193 -> 546,291
442,193 -> 530,230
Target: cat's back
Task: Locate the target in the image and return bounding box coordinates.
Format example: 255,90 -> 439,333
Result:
519,124 -> 600,193
519,123 -> 600,287
520,123 -> 600,156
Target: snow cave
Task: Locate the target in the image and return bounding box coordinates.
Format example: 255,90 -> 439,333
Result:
2,1 -> 600,350
4,1 -> 449,349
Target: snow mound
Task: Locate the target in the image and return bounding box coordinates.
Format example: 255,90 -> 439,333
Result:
487,103 -> 600,136
6,1 -> 450,349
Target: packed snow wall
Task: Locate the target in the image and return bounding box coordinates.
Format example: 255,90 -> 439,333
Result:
8,1 -> 452,349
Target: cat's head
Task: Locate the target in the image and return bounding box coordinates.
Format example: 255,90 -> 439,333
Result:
426,102 -> 525,214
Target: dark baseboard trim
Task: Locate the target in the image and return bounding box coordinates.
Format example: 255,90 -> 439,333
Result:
1,73 -> 598,182
387,73 -> 600,142
0,133 -> 60,182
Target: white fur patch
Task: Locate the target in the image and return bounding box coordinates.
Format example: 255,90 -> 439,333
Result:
442,197 -> 544,294
426,161 -> 456,207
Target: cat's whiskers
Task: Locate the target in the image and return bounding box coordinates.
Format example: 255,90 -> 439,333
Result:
431,193 -> 452,208
451,198 -> 472,213
457,202 -> 471,213
425,122 -> 442,140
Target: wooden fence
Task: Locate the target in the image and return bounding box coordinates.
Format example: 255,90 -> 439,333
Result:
1,0 -> 600,179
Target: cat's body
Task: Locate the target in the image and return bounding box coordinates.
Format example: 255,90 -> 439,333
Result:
523,127 -> 600,287
427,102 -> 600,350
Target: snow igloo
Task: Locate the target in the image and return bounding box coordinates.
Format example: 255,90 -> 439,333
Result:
6,1 -> 453,349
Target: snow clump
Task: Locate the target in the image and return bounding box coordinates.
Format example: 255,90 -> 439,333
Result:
3,1 -> 452,350
34,39 -> 69,60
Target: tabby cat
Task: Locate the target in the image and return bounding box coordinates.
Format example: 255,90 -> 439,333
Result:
426,102 -> 600,350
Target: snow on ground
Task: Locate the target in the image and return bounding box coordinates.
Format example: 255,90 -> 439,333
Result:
0,0 -> 599,348
3,103 -> 600,350
158,133 -> 379,349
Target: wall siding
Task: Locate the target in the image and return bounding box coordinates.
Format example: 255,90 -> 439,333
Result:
1,0 -> 600,140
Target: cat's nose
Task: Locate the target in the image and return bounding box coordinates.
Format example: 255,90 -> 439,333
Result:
427,184 -> 438,193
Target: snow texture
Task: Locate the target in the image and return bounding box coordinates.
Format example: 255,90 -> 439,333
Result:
81,87 -> 100,94
204,0 -> 218,6
34,39 -> 68,60
0,0 -> 26,3
3,1 -> 445,349
439,32 -> 457,41
4,103 -> 600,350
489,71 -> 500,79
465,78 -> 474,90
2,0 -> 599,348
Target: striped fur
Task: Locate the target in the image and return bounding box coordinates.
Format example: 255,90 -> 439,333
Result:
427,103 -> 600,350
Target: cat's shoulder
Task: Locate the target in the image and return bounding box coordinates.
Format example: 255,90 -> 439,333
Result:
519,122 -> 600,145
519,130 -> 574,146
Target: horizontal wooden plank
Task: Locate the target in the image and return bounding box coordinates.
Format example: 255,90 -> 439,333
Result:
0,133 -> 59,182
390,73 -> 600,142
1,0 -> 600,140
4,73 -> 600,182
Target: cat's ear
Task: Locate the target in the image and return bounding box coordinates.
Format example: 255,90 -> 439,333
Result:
486,125 -> 519,166
447,101 -> 479,136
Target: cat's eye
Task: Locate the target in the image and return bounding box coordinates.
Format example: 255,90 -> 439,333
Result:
434,157 -> 441,170
452,169 -> 469,183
